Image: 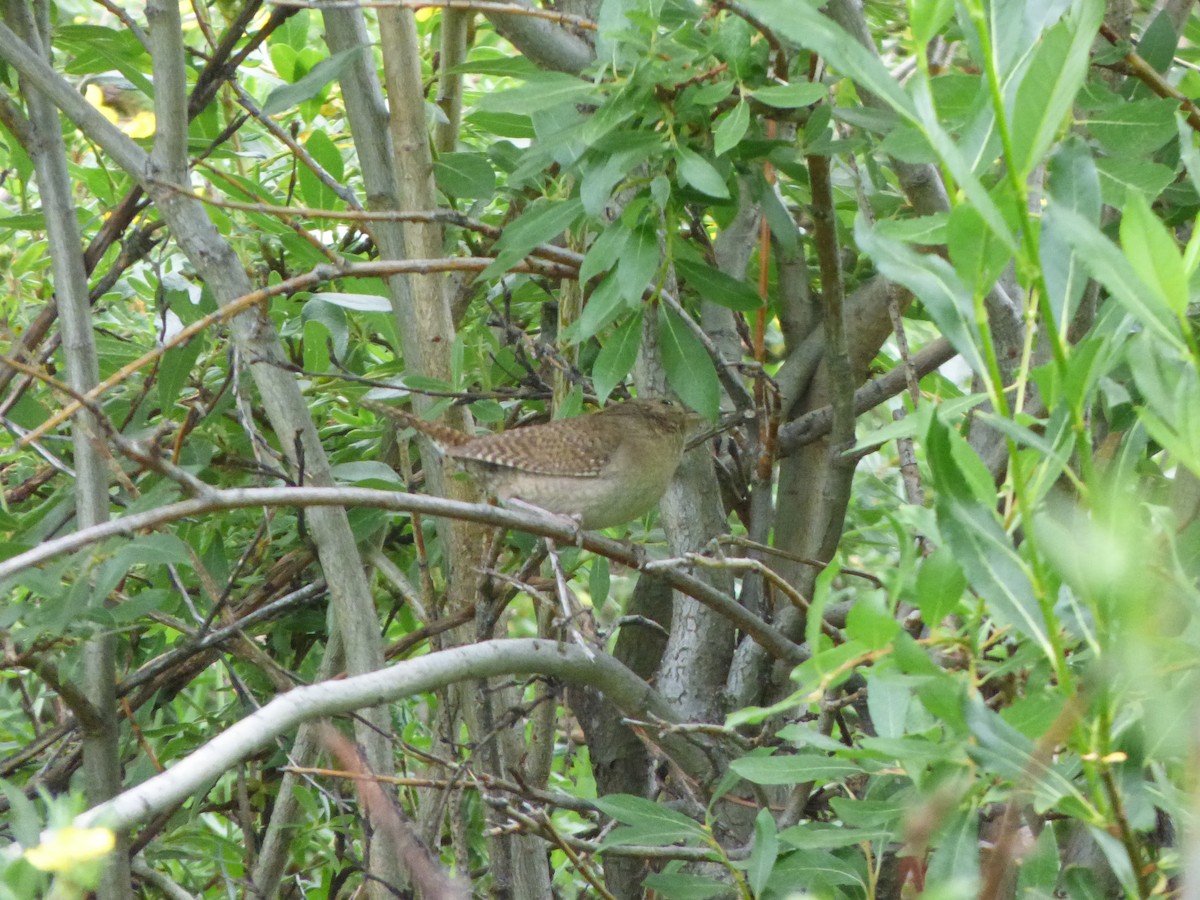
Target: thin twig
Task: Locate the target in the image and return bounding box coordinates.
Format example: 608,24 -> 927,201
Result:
267,0 -> 597,30
1099,22 -> 1200,132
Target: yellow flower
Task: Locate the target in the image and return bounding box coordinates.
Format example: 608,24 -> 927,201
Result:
24,828 -> 116,873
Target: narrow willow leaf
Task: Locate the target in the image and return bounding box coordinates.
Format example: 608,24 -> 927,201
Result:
751,82 -> 826,108
1009,1 -> 1102,176
481,198 -> 583,280
1043,204 -> 1182,348
477,72 -> 596,114
657,305 -> 720,421
748,808 -> 780,896
592,313 -> 642,401
1041,138 -> 1100,331
675,257 -> 763,311
1120,190 -> 1188,316
263,46 -> 364,114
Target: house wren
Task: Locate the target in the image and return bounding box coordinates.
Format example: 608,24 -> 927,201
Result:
364,398 -> 696,529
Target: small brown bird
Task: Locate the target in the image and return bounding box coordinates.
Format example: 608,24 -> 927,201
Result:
364,398 -> 697,529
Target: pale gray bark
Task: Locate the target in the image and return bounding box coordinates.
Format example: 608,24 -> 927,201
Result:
0,8 -> 396,891
484,0 -> 594,74
7,1 -> 130,894
73,639 -> 709,833
434,9 -> 471,153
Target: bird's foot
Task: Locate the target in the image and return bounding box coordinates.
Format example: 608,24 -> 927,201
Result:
504,498 -> 585,545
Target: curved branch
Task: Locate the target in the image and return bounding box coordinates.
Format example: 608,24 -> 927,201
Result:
74,639 -> 702,833
483,0 -> 595,74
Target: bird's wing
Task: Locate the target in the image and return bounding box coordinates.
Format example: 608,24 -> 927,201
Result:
448,416 -> 613,476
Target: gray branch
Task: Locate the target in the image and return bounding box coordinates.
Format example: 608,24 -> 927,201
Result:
73,640 -> 701,833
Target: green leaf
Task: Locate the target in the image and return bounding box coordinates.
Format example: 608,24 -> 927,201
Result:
926,416 -> 1051,656
92,534 -> 192,610
877,123 -> 939,164
158,335 -> 205,413
779,822 -> 890,850
330,462 -> 404,486
298,129 -> 344,210
675,257 -> 763,311
1094,155 -> 1175,207
617,225 -> 660,302
273,7 -> 311,51
1136,11 -> 1179,74
748,808 -> 779,896
0,778 -> 42,847
465,110 -> 535,139
302,297 -> 349,359
744,0 -> 1014,249
434,152 -> 495,199
1041,137 -> 1101,332
657,305 -> 720,421
589,556 -> 610,607
731,753 -> 864,785
925,809 -> 980,891
482,198 -> 584,280
965,700 -> 1093,816
865,669 -> 911,740
574,275 -> 629,341
593,313 -> 642,401
765,849 -> 867,892
742,1 -> 912,115
1120,189 -> 1188,316
1009,6 -> 1102,176
640,873 -> 728,899
1087,98 -> 1179,157
262,46 -> 364,115
1086,826 -> 1139,894
713,99 -> 750,157
579,222 -> 631,285
914,545 -> 967,623
675,146 -> 730,199
270,43 -> 297,82
1042,203 -> 1182,348
693,81 -> 736,105
1176,112 -> 1200,206
854,215 -> 986,376
57,25 -> 154,97
302,317 -> 332,372
946,203 -> 1012,290
1017,820 -> 1063,895
477,72 -> 596,115
845,596 -> 900,650
750,82 -> 826,108
910,0 -> 955,46
0,212 -> 48,231
593,795 -> 705,839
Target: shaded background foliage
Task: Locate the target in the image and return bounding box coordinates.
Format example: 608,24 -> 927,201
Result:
2,0 -> 1200,897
